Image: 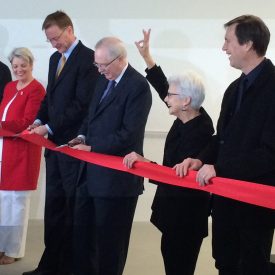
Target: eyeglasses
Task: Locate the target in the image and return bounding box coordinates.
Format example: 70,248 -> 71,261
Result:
167,92 -> 180,97
93,55 -> 120,69
46,27 -> 67,43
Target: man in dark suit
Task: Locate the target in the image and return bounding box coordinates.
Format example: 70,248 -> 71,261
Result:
68,36 -> 152,275
0,60 -> 11,102
175,15 -> 275,275
23,11 -> 98,275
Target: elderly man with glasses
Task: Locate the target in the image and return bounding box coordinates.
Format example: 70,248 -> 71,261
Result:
69,36 -> 152,275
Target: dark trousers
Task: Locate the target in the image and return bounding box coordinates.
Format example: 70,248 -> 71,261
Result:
161,230 -> 203,275
212,219 -> 274,275
73,182 -> 138,275
38,151 -> 80,274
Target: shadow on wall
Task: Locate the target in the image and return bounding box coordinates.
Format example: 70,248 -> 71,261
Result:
154,29 -> 190,49
0,24 -> 10,65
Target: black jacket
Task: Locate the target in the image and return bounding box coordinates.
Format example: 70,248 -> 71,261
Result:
146,65 -> 214,236
199,59 -> 275,227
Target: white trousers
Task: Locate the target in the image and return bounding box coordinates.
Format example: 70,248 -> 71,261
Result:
0,190 -> 31,258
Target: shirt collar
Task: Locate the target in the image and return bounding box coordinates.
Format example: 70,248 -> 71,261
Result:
242,58 -> 266,88
114,63 -> 128,84
63,39 -> 79,60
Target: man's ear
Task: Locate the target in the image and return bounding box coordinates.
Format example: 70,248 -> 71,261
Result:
245,40 -> 253,52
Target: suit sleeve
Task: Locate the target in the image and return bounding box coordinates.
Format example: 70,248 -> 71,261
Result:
1,83 -> 46,133
36,51 -> 99,135
214,96 -> 275,181
36,55 -> 54,124
77,111 -> 89,137
36,92 -> 49,124
48,63 -> 98,134
146,65 -> 169,102
197,88 -> 232,165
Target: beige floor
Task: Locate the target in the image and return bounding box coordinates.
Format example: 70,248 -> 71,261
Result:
0,220 -> 216,275
1,220 -> 274,275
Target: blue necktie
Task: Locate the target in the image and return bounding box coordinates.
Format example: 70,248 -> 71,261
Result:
99,80 -> 116,103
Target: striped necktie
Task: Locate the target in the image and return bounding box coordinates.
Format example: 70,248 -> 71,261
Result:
99,80 -> 116,103
56,54 -> 66,78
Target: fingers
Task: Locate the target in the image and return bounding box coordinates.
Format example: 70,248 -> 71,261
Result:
173,164 -> 184,177
123,152 -> 139,169
135,28 -> 151,51
196,165 -> 216,187
68,137 -> 84,147
135,40 -> 143,50
70,144 -> 91,151
31,125 -> 48,136
182,163 -> 189,176
173,158 -> 194,177
196,171 -> 207,187
27,123 -> 39,131
123,156 -> 135,169
143,28 -> 151,42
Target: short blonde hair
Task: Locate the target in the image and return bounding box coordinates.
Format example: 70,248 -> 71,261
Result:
9,47 -> 34,66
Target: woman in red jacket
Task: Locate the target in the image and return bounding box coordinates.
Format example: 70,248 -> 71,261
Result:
0,47 -> 45,264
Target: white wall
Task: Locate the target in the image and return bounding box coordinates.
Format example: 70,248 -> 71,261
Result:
1,0 -> 275,220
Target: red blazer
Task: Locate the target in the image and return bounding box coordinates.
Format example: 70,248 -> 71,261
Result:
0,79 -> 45,190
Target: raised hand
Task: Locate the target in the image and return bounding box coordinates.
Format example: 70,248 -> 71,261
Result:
135,29 -> 155,69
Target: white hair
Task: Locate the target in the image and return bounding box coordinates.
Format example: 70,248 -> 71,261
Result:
95,37 -> 127,59
168,70 -> 205,110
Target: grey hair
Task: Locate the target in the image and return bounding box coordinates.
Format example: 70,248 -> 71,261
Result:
95,37 -> 127,59
168,71 -> 205,110
8,47 -> 34,66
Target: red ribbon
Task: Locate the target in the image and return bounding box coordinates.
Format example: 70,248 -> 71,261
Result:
2,128 -> 275,210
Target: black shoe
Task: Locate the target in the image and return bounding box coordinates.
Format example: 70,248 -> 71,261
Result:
22,269 -> 53,275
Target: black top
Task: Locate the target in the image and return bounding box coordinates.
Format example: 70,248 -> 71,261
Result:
0,61 -> 12,103
146,65 -> 214,235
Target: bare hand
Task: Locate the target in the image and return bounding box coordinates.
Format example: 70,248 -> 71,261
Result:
135,29 -> 155,68
71,144 -> 91,151
173,158 -> 203,177
68,137 -> 85,147
123,151 -> 149,169
31,125 -> 48,136
196,164 -> 216,186
27,122 -> 40,132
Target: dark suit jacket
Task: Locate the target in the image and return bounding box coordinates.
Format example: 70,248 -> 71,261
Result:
37,41 -> 99,145
199,59 -> 275,227
79,64 -> 152,197
0,61 -> 12,103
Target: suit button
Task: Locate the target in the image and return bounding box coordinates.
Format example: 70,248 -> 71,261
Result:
219,140 -> 224,144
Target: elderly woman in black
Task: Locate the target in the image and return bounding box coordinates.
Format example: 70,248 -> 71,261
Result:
123,29 -> 214,275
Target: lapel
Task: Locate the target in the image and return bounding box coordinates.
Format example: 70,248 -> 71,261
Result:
89,78 -> 109,118
50,41 -> 83,89
220,59 -> 273,136
47,53 -> 60,91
